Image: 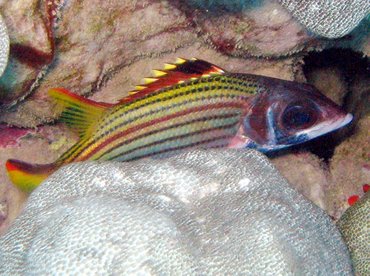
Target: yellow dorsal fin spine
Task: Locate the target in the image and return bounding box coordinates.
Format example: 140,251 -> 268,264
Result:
135,85 -> 146,90
164,63 -> 176,70
152,70 -> 167,77
144,77 -> 158,84
175,57 -> 187,64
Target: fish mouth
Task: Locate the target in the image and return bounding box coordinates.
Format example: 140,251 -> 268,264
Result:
297,113 -> 353,140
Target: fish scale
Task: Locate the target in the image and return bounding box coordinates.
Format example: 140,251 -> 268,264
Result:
5,58 -> 352,192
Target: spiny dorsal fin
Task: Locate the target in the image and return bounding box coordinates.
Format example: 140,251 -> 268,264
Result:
119,58 -> 225,104
48,88 -> 113,138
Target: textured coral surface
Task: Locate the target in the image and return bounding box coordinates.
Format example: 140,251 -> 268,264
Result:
0,150 -> 353,274
278,0 -> 370,38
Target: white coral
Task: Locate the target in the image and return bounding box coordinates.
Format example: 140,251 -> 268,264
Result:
0,14 -> 9,77
0,149 -> 353,275
278,0 -> 370,38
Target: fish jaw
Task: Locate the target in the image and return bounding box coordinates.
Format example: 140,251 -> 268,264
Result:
295,113 -> 353,141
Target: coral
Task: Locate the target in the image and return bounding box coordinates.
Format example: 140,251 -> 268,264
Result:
190,1 -> 319,57
278,0 -> 370,38
0,14 -> 9,77
0,3 -> 367,268
0,149 -> 352,274
272,152 -> 329,210
337,192 -> 369,275
187,0 -> 370,38
0,0 -> 62,108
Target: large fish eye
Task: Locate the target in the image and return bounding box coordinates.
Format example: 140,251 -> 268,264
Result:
282,104 -> 317,130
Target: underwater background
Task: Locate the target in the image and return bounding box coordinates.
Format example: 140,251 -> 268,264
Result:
0,0 -> 369,274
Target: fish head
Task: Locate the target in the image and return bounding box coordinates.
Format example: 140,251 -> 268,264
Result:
242,78 -> 353,152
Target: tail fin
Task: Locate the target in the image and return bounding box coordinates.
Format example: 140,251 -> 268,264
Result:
5,159 -> 58,193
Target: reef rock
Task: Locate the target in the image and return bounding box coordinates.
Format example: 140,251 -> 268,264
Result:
0,149 -> 352,275
0,0 -> 59,107
189,0 -> 370,38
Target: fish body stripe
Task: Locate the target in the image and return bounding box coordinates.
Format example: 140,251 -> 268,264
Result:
96,112 -> 240,160
88,108 -> 241,161
114,133 -> 234,162
58,74 -> 260,163
73,102 -> 243,161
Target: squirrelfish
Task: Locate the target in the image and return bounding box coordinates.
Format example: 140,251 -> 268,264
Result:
6,58 -> 352,192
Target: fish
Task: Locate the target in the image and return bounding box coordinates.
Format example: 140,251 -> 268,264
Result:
5,58 -> 353,192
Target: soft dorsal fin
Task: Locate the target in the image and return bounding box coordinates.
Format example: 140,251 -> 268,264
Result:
48,88 -> 113,138
119,58 -> 225,104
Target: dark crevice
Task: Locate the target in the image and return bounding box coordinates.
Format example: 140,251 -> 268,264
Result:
303,49 -> 368,87
298,48 -> 369,161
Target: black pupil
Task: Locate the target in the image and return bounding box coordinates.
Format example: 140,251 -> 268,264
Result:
283,106 -> 313,128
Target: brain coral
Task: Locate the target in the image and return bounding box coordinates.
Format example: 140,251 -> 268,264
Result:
278,0 -> 370,38
337,192 -> 370,275
0,149 -> 352,275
